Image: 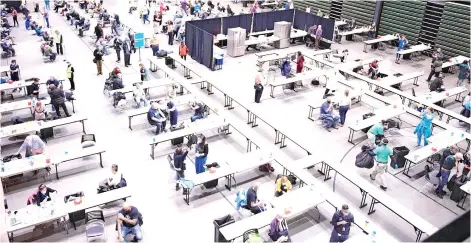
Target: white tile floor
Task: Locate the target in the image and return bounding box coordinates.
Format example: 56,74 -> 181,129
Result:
1,1 -> 470,242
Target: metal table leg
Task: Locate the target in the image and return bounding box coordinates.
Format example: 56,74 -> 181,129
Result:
360,189 -> 368,208
402,159 -> 413,178
99,153 -> 103,168
368,197 -> 379,215
55,164 -> 60,180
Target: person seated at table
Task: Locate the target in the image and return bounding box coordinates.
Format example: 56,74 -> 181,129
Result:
190,100 -> 205,122
46,76 -> 61,88
74,17 -> 85,29
42,30 -> 51,42
320,98 -> 340,132
16,134 -> 46,158
275,176 -> 292,197
269,211 -> 291,242
33,100 -> 47,120
117,203 -> 143,242
98,164 -> 123,192
246,183 -> 266,214
227,4 -> 234,16
367,120 -> 386,147
147,102 -> 167,135
111,73 -> 124,90
133,82 -> 149,108
1,39 -> 15,56
33,184 -> 57,206
81,19 -> 91,31
368,60 -> 379,79
429,75 -> 445,92
54,0 -> 65,12
440,145 -> 458,170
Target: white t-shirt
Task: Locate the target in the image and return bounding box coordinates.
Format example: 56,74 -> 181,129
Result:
108,173 -> 121,187
338,95 -> 351,107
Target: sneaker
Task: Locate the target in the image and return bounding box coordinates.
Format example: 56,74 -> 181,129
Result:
380,185 -> 387,191
369,174 -> 375,180
435,191 -> 443,199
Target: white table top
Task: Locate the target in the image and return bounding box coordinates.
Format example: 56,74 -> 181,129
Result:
339,27 -> 370,36
41,114 -> 87,129
229,150 -> 274,173
150,115 -> 227,144
442,56 -> 470,69
0,66 -> 10,73
380,71 -> 423,86
406,131 -> 467,163
108,78 -> 175,95
220,187 -> 325,241
343,57 -> 383,69
0,154 -> 51,178
335,20 -> 347,27
53,145 -> 105,164
127,94 -> 195,117
64,187 -> 131,213
460,182 -> 471,194
272,69 -> 330,86
184,164 -> 234,186
397,44 -> 431,55
0,97 -> 52,114
0,121 -> 42,139
6,200 -> 67,232
0,79 -> 48,92
417,86 -> 468,104
350,105 -> 406,131
364,34 -> 398,44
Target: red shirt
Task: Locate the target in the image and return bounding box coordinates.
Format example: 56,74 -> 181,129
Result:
297,56 -> 305,68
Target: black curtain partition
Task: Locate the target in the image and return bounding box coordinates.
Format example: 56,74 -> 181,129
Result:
203,18 -> 222,36
294,10 -> 308,31
222,16 -> 241,35
185,23 -> 197,60
253,12 -> 267,32
239,14 -> 253,33
321,18 -> 334,40
266,11 -> 278,30
202,31 -> 214,68
279,9 -> 295,23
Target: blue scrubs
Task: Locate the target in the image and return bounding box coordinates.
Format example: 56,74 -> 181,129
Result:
414,113 -> 434,146
167,101 -> 178,126
329,211 -> 354,242
195,145 -> 207,174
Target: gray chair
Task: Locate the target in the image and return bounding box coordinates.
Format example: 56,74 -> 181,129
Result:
422,164 -> 440,193
81,134 -> 96,148
85,210 -> 107,242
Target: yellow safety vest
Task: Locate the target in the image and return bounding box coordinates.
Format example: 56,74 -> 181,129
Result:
55,33 -> 62,44
66,66 -> 73,79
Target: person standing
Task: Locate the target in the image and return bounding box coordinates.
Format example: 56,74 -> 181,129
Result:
179,42 -> 189,60
173,147 -> 188,191
43,10 -> 50,28
426,57 -> 443,82
10,60 -> 20,92
395,35 -> 408,64
370,138 -> 392,191
167,20 -> 174,45
436,153 -> 463,199
338,89 -> 351,127
457,60 -> 469,87
114,37 -> 122,63
123,38 -> 131,67
128,29 -> 136,53
414,107 -> 434,146
54,30 -> 63,55
93,46 -> 103,75
315,25 -> 322,50
150,35 -> 159,56
296,51 -> 304,73
167,99 -> 178,127
426,48 -> 443,82
254,76 -> 264,103
329,204 -> 354,242
195,135 -> 208,174
142,7 -> 150,24
44,0 -> 50,10
94,23 -> 103,44
11,8 -> 19,27
48,84 -> 71,118
139,63 -> 150,81
367,120 -> 386,147
66,62 -> 75,90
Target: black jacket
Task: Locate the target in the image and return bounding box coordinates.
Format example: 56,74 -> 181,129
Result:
94,25 -> 103,37
111,77 -> 124,90
429,77 -> 443,92
48,87 -> 65,105
174,151 -> 189,170
114,38 -> 122,51
93,49 -> 103,60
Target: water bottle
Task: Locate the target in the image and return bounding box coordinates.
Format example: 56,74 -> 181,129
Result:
394,163 -> 398,169
371,230 -> 377,243
1,161 -> 5,172
451,132 -> 454,136
364,220 -> 369,230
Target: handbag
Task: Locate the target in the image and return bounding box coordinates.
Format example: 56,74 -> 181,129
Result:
181,162 -> 186,170
92,58 -> 97,63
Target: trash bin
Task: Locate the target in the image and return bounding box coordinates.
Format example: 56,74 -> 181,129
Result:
390,146 -> 410,169
214,214 -> 235,242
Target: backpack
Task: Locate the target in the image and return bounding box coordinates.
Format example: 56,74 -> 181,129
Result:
235,189 -> 248,210
118,174 -> 127,188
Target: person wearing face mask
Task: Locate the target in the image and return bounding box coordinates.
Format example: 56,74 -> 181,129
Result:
269,211 -> 291,242
93,45 -> 104,75
414,107 -> 435,147
329,204 -> 354,242
254,76 -> 264,103
320,98 -> 340,132
33,184 -> 57,206
195,135 -> 209,174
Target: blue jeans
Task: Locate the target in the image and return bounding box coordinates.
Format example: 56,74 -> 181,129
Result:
329,230 -> 348,242
191,113 -> 203,122
339,105 -> 349,125
45,1 -> 50,10
436,169 -> 450,194
416,130 -> 430,146
151,45 -> 159,56
121,224 -> 142,241
195,156 -> 207,174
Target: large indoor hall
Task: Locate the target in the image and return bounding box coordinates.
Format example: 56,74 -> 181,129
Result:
0,0 -> 470,242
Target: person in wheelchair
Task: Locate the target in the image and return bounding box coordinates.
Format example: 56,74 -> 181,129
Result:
98,164 -> 124,193
1,39 -> 15,56
111,73 -> 124,90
